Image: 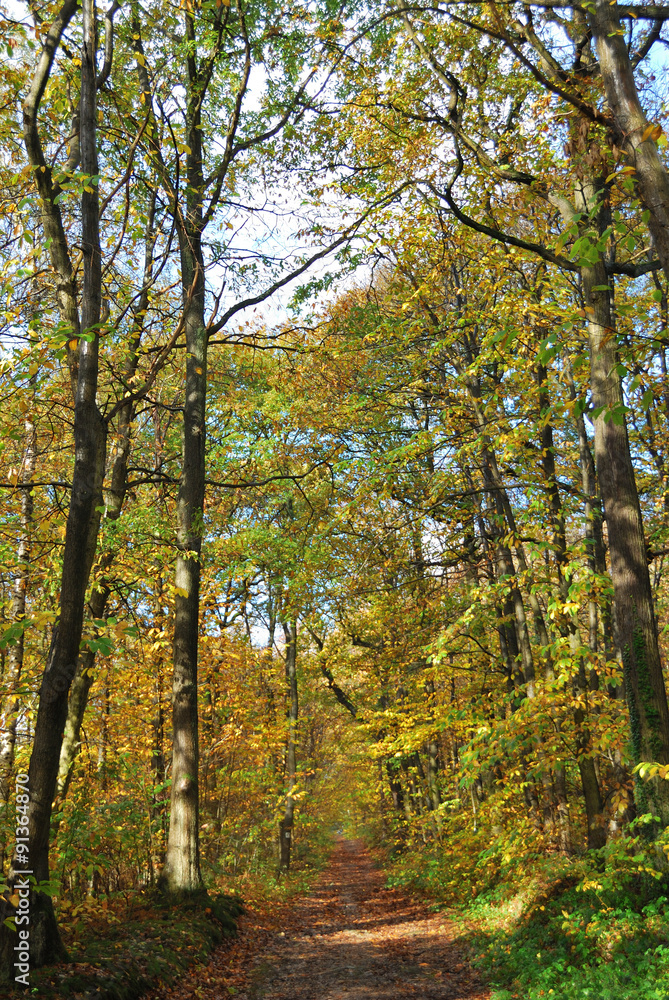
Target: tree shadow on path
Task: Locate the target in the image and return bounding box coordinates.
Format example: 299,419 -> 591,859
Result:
247,838 -> 490,1000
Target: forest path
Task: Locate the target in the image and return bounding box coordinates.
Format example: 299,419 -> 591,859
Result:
244,838 -> 489,1000
147,838 -> 489,1000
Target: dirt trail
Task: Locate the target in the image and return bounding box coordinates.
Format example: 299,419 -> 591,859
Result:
145,839 -> 489,1000
245,839 -> 489,1000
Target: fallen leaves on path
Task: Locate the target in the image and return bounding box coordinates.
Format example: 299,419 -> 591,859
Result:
145,840 -> 490,1000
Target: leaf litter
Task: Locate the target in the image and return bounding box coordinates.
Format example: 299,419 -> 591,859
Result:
145,839 -> 489,1000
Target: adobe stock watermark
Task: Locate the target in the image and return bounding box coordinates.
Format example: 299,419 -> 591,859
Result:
6,657 -> 77,987
13,772 -> 31,987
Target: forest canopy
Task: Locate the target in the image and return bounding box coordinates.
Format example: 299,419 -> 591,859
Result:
1,0 -> 669,995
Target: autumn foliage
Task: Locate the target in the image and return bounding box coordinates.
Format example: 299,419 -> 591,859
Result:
2,0 -> 669,995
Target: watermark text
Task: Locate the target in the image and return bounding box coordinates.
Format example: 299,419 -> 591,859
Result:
13,773 -> 30,987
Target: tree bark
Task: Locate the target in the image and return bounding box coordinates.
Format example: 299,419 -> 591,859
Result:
0,0 -> 106,974
588,0 -> 669,282
160,259 -> 206,892
550,166 -> 669,825
563,356 -> 611,656
55,196 -> 156,808
161,9 -> 207,890
536,363 -> 597,852
279,622 -> 298,870
578,755 -> 606,851
583,233 -> 669,823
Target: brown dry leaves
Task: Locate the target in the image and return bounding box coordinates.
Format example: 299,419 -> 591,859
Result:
145,840 -> 490,1000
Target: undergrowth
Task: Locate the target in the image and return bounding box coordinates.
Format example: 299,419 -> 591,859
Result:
6,825 -> 336,997
379,816 -> 669,1000
5,891 -> 243,998
213,821 -> 336,906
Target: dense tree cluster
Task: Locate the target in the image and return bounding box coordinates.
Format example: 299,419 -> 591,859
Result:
1,0 -> 669,980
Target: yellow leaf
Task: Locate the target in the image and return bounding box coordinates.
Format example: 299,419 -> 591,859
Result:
640,122 -> 662,143
607,166 -> 636,182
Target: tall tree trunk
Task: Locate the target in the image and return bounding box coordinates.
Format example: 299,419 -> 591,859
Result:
483,453 -> 535,696
584,242 -> 669,823
426,738 -> 441,812
552,165 -> 669,826
54,587 -> 107,814
459,363 -> 536,696
563,356 -> 612,656
151,667 -> 167,869
0,0 -> 106,974
537,363 -> 597,851
55,196 -> 156,809
423,678 -> 442,839
585,259 -> 669,819
279,622 -> 298,870
161,13 -> 207,889
588,0 -> 669,282
385,761 -> 405,815
161,265 -> 206,892
578,754 -> 606,850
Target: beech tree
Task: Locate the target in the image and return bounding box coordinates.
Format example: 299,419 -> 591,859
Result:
0,0 -> 184,969
3,0 -> 669,987
126,0 -> 410,892
326,0 -> 669,825
0,0 -> 112,967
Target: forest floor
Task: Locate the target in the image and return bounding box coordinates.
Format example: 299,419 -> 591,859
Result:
146,838 -> 490,1000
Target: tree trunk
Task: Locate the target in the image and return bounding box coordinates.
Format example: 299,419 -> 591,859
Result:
160,5 -> 208,892
279,622 -> 298,870
386,761 -> 405,815
426,738 -> 441,812
536,363 -> 596,851
0,0 -> 106,974
563,356 -> 612,657
588,0 -> 669,282
151,671 -> 167,868
578,755 -> 606,851
54,196 -> 155,810
584,249 -> 669,823
423,679 -> 442,838
161,272 -> 206,892
54,587 -> 107,812
460,366 -> 537,696
552,166 -> 669,825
